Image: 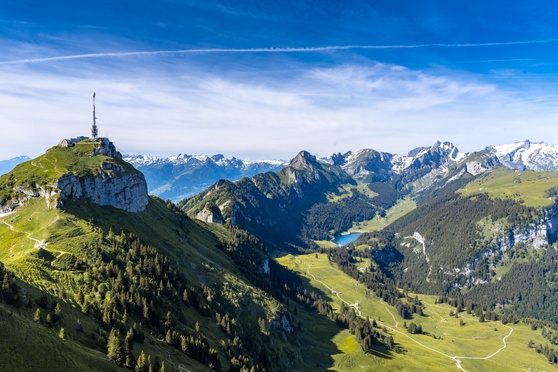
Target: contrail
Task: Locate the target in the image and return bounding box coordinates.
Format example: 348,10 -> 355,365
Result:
1,39 -> 557,65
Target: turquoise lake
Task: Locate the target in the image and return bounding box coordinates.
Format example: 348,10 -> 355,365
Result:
332,232 -> 361,246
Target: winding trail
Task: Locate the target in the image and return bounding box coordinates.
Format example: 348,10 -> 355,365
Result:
304,262 -> 362,317
1,221 -> 45,248
300,258 -> 514,372
382,303 -> 398,327
0,213 -> 46,249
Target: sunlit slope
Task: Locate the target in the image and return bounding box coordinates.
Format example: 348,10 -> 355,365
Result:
276,253 -> 552,371
459,168 -> 558,208
0,138 -> 323,371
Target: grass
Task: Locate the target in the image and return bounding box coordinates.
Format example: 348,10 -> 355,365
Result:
0,298 -> 125,372
314,240 -> 340,249
349,197 -> 416,233
276,252 -> 553,371
459,168 -> 558,208
0,194 -> 319,371
0,139 -> 138,205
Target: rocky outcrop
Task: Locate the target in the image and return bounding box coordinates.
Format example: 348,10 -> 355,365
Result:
91,138 -> 122,159
195,203 -> 224,224
465,161 -> 488,176
446,207 -> 558,287
1,138 -> 148,213
51,138 -> 147,212
56,167 -> 148,212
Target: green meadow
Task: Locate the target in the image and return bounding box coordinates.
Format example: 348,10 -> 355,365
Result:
277,253 -> 552,371
459,168 -> 558,208
350,197 -> 416,233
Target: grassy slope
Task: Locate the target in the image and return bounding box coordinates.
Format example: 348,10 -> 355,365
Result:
276,253 -> 552,371
350,197 -> 416,233
0,195 -> 302,370
459,168 -> 558,208
0,301 -> 124,372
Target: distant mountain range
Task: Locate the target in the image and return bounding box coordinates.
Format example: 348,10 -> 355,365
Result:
0,155 -> 30,176
124,153 -> 287,202
123,140 -> 558,203
4,140 -> 557,203
333,139 -> 558,181
179,138 -> 558,324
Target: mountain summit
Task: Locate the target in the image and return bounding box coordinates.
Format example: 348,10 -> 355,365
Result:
0,137 -> 148,213
489,139 -> 558,170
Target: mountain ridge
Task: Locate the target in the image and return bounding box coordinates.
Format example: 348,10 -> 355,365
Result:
124,152 -> 287,202
0,138 -> 335,371
3,137 -> 558,370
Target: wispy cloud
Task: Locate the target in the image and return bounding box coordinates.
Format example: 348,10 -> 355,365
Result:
2,38 -> 558,65
2,60 -> 557,161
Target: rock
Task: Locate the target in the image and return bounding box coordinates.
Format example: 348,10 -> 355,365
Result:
195,204 -> 223,224
92,138 -> 122,159
3,138 -> 148,213
56,166 -> 148,213
465,161 -> 487,176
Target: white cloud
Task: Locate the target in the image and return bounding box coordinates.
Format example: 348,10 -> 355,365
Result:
1,59 -> 558,161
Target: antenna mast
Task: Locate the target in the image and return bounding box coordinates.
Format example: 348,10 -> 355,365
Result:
91,92 -> 98,140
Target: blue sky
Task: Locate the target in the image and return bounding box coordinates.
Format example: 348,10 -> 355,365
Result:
2,1 -> 558,160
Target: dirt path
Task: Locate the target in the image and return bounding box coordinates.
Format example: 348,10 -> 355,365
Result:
0,217 -> 46,249
301,259 -> 514,372
382,303 -> 399,327
303,262 -> 362,317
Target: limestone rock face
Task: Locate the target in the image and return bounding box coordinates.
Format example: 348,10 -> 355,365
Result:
195,207 -> 223,224
92,138 -> 122,159
56,166 -> 148,213
195,202 -> 224,224
50,138 -> 148,212
1,138 -> 149,213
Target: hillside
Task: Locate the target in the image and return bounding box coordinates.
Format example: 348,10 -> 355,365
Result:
0,138 -> 340,371
179,150 -> 375,251
352,166 -> 558,323
275,252 -> 554,371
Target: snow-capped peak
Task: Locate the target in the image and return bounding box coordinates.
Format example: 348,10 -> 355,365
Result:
490,140 -> 558,170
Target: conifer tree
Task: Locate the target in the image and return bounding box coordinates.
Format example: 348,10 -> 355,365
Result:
45,313 -> 53,327
33,308 -> 42,323
54,303 -> 62,322
148,355 -> 154,372
124,329 -> 135,368
135,351 -> 148,372
107,328 -> 124,365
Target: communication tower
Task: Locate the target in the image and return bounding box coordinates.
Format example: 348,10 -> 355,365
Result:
91,92 -> 98,140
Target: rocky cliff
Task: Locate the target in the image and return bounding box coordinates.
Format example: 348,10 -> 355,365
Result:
0,138 -> 149,213
56,164 -> 148,213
